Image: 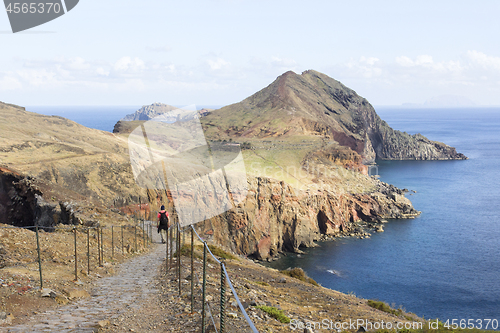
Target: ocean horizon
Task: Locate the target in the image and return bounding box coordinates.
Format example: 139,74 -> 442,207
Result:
26,105 -> 225,133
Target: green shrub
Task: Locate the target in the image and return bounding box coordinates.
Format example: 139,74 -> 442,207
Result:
255,281 -> 270,287
279,267 -> 319,286
206,244 -> 237,260
172,244 -> 196,257
367,300 -> 403,316
255,305 -> 290,323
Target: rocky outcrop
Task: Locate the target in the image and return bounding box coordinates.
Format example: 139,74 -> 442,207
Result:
0,167 -> 40,228
0,90 -> 442,261
112,120 -> 144,135
0,167 -> 99,229
122,103 -> 179,121
121,102 -> 212,121
195,176 -> 419,259
369,127 -> 467,161
202,70 -> 467,162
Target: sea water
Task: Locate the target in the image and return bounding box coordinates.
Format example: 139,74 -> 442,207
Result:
26,105 -> 141,132
267,107 -> 500,322
26,105 -> 500,322
26,105 -> 223,132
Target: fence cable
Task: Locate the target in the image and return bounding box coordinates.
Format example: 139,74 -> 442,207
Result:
189,224 -> 258,333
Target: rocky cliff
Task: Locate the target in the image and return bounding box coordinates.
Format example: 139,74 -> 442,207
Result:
108,70 -> 470,258
0,167 -> 89,228
122,103 -> 212,121
2,77 -> 441,260
202,70 -> 467,163
193,177 -> 419,259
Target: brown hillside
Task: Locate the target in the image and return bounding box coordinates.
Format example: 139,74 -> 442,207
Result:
202,70 -> 466,162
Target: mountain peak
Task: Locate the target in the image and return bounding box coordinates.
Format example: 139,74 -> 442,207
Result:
202,69 -> 466,162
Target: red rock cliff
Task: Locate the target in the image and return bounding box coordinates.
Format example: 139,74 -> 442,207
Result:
193,176 -> 419,259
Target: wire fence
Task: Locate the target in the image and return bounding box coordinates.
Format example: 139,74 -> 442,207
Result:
1,220 -> 258,332
163,222 -> 259,333
0,222 -> 154,290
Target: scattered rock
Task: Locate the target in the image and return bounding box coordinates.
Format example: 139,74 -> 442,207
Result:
0,312 -> 14,325
250,299 -> 265,306
40,288 -> 56,298
63,288 -> 90,299
55,294 -> 69,305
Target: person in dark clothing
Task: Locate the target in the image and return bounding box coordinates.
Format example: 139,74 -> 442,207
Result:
157,205 -> 169,243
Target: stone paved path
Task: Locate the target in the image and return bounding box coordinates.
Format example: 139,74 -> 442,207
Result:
3,222 -> 166,333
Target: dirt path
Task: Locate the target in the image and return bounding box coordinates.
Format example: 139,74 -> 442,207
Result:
2,224 -> 420,333
3,224 -> 166,333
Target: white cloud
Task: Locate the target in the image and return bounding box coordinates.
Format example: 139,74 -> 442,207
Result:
395,54 -> 460,72
415,55 -> 433,66
270,56 -> 297,69
115,79 -> 146,91
248,56 -> 301,77
113,57 -> 146,72
207,58 -> 230,71
360,56 -> 379,66
96,67 -> 109,77
66,57 -> 91,71
16,69 -> 58,87
326,50 -> 500,105
0,75 -> 22,90
395,56 -> 414,67
346,56 -> 383,78
465,50 -> 500,71
165,64 -> 176,73
4,50 -> 500,106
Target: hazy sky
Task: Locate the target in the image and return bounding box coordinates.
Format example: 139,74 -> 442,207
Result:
1,0 -> 500,107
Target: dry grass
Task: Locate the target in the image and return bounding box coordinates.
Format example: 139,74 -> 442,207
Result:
279,267 -> 319,286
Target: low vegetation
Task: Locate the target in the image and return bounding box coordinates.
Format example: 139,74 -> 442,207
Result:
254,281 -> 270,286
279,267 -> 319,286
254,305 -> 290,324
367,300 -> 404,317
204,244 -> 238,260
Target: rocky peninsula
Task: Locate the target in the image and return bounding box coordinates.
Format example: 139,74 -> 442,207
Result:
0,70 -> 467,260
0,70 -> 470,330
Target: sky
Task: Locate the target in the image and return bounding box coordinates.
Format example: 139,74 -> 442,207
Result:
1,0 -> 500,107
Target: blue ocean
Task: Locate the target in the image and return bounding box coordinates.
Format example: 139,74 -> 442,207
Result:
26,106 -> 141,132
268,107 -> 500,322
27,105 -> 500,323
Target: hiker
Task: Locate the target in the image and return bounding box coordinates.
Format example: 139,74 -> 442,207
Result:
157,205 -> 169,243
